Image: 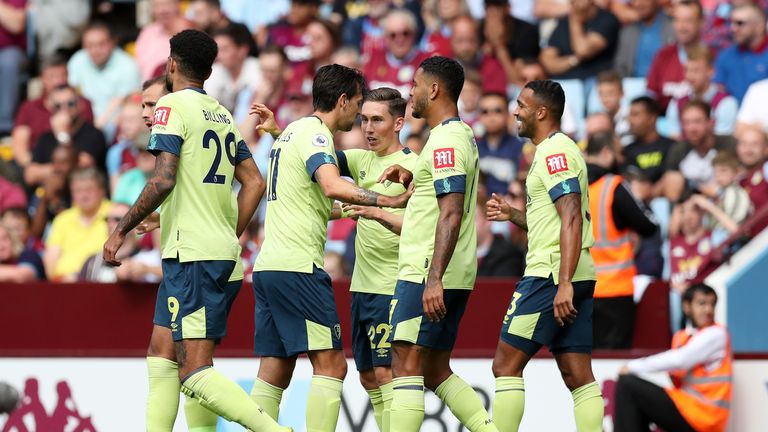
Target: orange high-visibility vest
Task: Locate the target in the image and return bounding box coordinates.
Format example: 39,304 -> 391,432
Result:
588,174 -> 636,298
666,325 -> 733,432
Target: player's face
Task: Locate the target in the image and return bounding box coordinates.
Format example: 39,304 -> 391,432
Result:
361,101 -> 401,153
339,91 -> 363,132
514,88 -> 538,139
684,291 -> 716,328
410,68 -> 429,119
142,83 -> 167,128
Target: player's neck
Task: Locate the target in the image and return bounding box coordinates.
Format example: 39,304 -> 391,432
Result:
375,141 -> 404,158
313,111 -> 339,133
426,103 -> 460,129
532,124 -> 560,145
172,77 -> 204,92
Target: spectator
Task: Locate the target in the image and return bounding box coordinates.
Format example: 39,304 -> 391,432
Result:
32,0 -> 90,59
735,77 -> 768,135
596,70 -> 631,145
24,85 -> 107,188
287,19 -> 341,105
0,0 -> 26,136
476,92 -> 523,196
113,139 -> 155,206
0,222 -> 44,282
0,176 -> 26,213
342,0 -> 393,59
420,0 -> 467,57
43,168 -> 110,282
135,0 -> 192,79
668,195 -> 713,294
223,0 -> 289,40
614,0 -> 675,78
1,207 -> 39,254
476,205 -> 524,277
324,250 -> 349,280
584,112 -> 614,139
331,45 -> 362,70
540,0 -> 620,80
11,55 -> 94,169
666,46 -> 738,139
67,21 -> 141,122
482,0 -> 539,86
623,96 -> 674,185
29,145 -> 77,241
615,284 -> 732,432
735,127 -> 768,234
205,24 -> 262,115
267,0 -> 320,64
663,100 -> 735,201
187,0 -> 259,55
363,8 -> 428,96
646,0 -> 706,111
587,131 -> 658,349
627,169 -> 665,278
106,95 -> 149,195
714,3 -> 768,103
450,15 -> 506,94
458,69 -> 483,135
248,45 -> 290,116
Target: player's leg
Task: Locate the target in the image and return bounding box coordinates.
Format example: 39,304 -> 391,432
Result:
389,341 -> 427,432
146,278 -> 182,432
492,277 -> 554,432
614,374 -> 696,432
427,291 -> 496,432
374,367 -> 394,432
169,260 -> 290,432
352,293 -> 385,430
551,280 -> 603,432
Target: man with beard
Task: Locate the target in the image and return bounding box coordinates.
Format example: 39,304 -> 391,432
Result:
486,80 -> 603,431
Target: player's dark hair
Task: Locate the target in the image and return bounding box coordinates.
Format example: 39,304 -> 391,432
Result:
312,64 -> 367,112
524,79 -> 565,121
169,29 -> 218,82
681,98 -> 712,119
365,87 -> 406,119
212,23 -> 252,48
419,56 -> 464,104
142,75 -> 166,91
683,283 -> 718,304
586,131 -> 616,156
630,96 -> 662,117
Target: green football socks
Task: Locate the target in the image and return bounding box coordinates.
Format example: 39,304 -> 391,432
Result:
251,377 -> 285,421
436,374 -> 497,432
146,356 -> 181,431
367,387 -> 384,430
306,375 -> 344,432
181,366 -> 290,431
184,395 -> 218,432
493,376 -> 525,432
572,381 -> 604,432
388,376 -> 425,432
380,381 -> 394,432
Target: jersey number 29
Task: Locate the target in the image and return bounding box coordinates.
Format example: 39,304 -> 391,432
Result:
202,129 -> 236,184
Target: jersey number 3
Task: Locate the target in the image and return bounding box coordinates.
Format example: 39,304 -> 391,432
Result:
202,129 -> 237,184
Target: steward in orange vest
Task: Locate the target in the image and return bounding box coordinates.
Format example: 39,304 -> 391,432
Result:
614,284 -> 732,432
585,133 -> 658,349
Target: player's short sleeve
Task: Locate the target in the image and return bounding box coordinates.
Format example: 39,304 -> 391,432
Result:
148,95 -> 185,157
537,146 -> 581,203
301,131 -> 337,181
431,141 -> 469,196
233,128 -> 252,165
337,149 -> 365,179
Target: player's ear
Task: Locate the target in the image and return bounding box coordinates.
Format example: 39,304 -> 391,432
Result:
536,105 -> 547,121
338,93 -> 348,110
429,81 -> 439,101
394,116 -> 405,133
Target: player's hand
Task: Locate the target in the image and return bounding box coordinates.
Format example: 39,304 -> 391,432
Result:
249,103 -> 282,137
342,204 -> 379,220
378,164 -> 413,187
423,278 -> 447,322
136,211 -> 160,234
103,230 -> 126,266
388,182 -> 415,208
486,193 -> 513,221
553,281 -> 577,326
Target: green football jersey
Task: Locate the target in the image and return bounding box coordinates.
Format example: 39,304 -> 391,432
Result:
254,116 -> 338,273
338,147 -> 418,294
398,118 -> 479,290
524,132 -> 595,284
148,88 -> 251,263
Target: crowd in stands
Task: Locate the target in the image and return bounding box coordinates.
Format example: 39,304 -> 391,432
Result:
1,0 -> 767,342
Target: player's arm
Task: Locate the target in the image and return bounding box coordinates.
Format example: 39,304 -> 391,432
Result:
553,192 -> 582,326
315,164 -> 411,208
424,192 -> 464,322
486,192 -> 527,231
104,152 -> 178,265
234,158 -> 266,236
343,204 -> 404,235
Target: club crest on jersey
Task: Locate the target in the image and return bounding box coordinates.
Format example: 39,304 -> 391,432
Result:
545,153 -> 568,175
153,107 -> 171,126
434,148 -> 455,169
313,134 -> 329,147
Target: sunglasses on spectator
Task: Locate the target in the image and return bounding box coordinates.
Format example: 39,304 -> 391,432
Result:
480,107 -> 505,114
53,99 -> 78,111
387,30 -> 413,39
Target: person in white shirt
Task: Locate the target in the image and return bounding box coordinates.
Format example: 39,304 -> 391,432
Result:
205,24 -> 262,119
614,283 -> 733,432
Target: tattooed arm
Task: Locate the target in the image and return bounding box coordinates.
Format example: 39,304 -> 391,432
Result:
342,204 -> 404,235
423,192 -> 464,322
314,164 -> 411,208
103,152 -> 178,265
